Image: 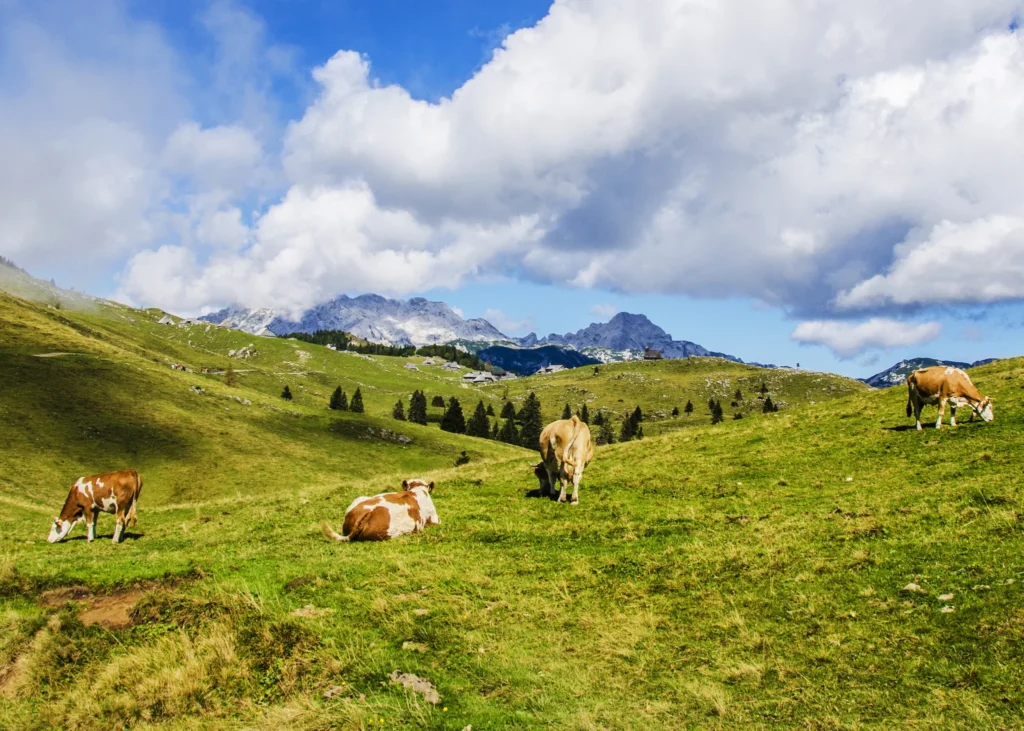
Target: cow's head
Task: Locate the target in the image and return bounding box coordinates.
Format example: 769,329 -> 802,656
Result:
975,398 -> 994,422
47,515 -> 76,543
403,479 -> 435,493
532,462 -> 549,490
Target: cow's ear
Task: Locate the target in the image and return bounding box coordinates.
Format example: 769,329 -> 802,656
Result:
402,480 -> 409,489
428,481 -> 435,493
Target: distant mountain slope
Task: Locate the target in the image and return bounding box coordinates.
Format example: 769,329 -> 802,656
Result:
864,357 -> 997,388
202,294 -> 508,346
521,312 -> 742,363
476,344 -> 601,375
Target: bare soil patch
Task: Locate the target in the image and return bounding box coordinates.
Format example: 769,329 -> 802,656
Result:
39,585 -> 149,629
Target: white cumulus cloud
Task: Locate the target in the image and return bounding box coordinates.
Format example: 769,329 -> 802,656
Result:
791,318 -> 943,359
483,308 -> 533,335
589,304 -> 618,319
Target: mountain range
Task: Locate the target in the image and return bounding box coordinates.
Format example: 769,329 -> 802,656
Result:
861,357 -> 999,388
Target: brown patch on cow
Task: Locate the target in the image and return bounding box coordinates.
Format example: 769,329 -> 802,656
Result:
38,585 -> 147,629
345,504 -> 392,541
384,491 -> 422,525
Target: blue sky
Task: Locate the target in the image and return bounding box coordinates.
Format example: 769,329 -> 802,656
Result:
2,0 -> 1023,378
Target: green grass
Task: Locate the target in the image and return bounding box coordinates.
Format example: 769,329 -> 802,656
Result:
2,290 -> 1023,729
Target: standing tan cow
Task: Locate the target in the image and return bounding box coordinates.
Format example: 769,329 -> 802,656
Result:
906,366 -> 994,431
533,416 -> 595,505
48,469 -> 143,544
321,479 -> 440,542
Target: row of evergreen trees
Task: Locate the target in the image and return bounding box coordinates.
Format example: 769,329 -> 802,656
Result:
279,330 -> 488,369
328,386 -> 364,413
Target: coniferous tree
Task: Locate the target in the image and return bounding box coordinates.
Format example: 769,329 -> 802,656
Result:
281,385 -> 293,401
561,403 -> 572,420
500,401 -> 516,419
517,392 -> 544,448
329,386 -> 346,410
620,414 -> 637,442
711,401 -> 724,424
636,425 -> 644,439
467,400 -> 490,438
408,390 -> 428,425
597,419 -> 615,445
441,397 -> 467,434
580,404 -> 590,424
763,396 -> 776,413
491,421 -> 499,440
708,397 -> 716,412
684,400 -> 694,415
735,388 -> 743,401
593,410 -> 605,426
349,387 -> 364,413
224,366 -> 238,387
486,404 -> 495,416
393,399 -> 406,420
498,417 -> 520,445
431,395 -> 446,408
733,412 -> 744,420
631,406 -> 644,423
671,406 -> 680,416
760,382 -> 769,396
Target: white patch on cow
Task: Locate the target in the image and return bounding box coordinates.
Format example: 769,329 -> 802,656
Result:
979,401 -> 994,422
411,486 -> 441,526
87,522 -> 96,542
48,518 -> 75,543
96,478 -> 105,489
100,495 -> 118,513
75,478 -> 88,496
112,523 -> 123,543
385,502 -> 418,538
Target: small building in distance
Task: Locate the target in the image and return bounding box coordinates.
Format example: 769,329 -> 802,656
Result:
643,346 -> 663,361
157,315 -> 176,325
536,364 -> 566,375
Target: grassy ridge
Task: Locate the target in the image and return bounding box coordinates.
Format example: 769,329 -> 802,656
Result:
2,289 -> 1022,729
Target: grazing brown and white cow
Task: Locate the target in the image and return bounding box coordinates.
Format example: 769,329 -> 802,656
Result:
906,366 -> 994,431
320,479 -> 440,542
533,416 -> 595,505
48,469 -> 143,544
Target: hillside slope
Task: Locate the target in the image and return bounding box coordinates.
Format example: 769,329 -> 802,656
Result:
3,305 -> 1020,729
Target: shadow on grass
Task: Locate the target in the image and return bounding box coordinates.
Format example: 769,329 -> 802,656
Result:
524,488 -> 566,502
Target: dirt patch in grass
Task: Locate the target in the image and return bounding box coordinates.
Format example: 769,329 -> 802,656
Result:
38,585 -> 148,629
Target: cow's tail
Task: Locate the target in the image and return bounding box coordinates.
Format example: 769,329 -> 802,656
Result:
320,521 -> 349,542
905,374 -> 915,418
128,470 -> 142,527
561,417 -> 584,469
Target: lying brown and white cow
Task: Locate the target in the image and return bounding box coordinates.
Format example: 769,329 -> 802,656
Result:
48,469 -> 143,544
320,479 -> 440,542
533,415 -> 595,505
906,365 -> 994,431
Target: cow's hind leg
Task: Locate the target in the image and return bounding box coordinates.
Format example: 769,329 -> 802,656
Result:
950,404 -> 957,427
556,470 -> 569,503
542,466 -> 556,498
569,468 -> 583,506
914,402 -> 924,431
935,398 -> 947,430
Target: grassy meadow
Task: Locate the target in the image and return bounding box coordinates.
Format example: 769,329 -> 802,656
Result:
2,287 -> 1023,729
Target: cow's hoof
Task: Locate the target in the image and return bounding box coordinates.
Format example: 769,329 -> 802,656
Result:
570,500 -> 579,506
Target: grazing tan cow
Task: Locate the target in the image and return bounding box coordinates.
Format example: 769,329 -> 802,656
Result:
48,469 -> 143,544
906,366 -> 994,431
533,416 -> 595,505
320,479 -> 440,542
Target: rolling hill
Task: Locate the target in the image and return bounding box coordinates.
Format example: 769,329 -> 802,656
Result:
1,281 -> 1022,729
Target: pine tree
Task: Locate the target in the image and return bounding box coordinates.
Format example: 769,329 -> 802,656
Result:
708,397 -> 716,412
561,403 -> 572,420
393,399 -> 406,420
329,386 -> 346,410
760,382 -> 769,396
711,401 -> 724,424
619,416 -> 634,443
491,421 -> 499,440
593,410 -> 605,426
408,390 -> 427,425
631,406 -> 644,423
431,395 -> 445,408
517,392 -> 544,448
224,366 -> 238,387
350,387 -> 364,413
466,400 -> 490,438
671,406 -> 680,416
684,400 -> 693,415
486,404 -> 495,416
498,417 -> 520,445
580,404 -> 590,424
500,401 -> 516,419
763,396 -> 777,413
735,388 -> 743,401
281,385 -> 293,400
441,397 -> 467,434
733,412 -> 744,420
636,425 -> 644,439
597,420 -> 615,445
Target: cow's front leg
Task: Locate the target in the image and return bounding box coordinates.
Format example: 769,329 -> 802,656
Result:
85,507 -> 97,542
950,404 -> 957,427
112,513 -> 125,544
914,402 -> 923,431
935,398 -> 947,430
542,467 -> 556,498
